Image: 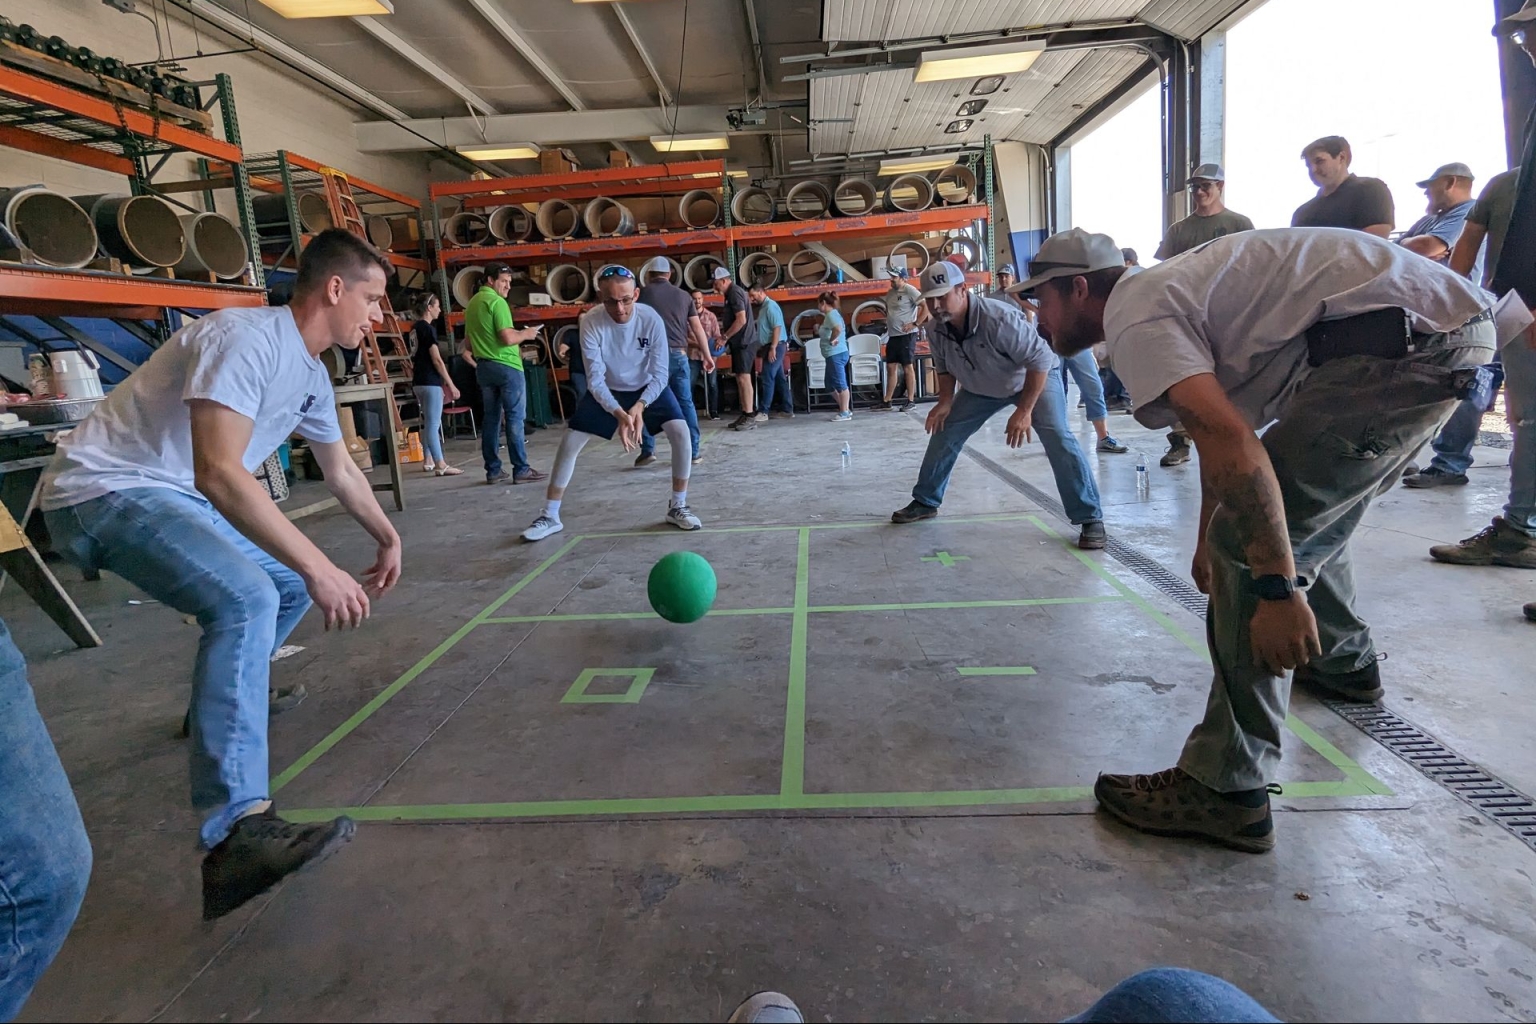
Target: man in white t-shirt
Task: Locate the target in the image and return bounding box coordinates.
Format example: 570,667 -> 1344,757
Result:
521,267 -> 702,541
41,229 -> 404,919
877,267 -> 928,412
1021,226 -> 1495,853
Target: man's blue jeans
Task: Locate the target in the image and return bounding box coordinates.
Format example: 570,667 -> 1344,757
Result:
911,379 -> 1104,525
1059,348 -> 1108,421
760,346 -> 794,414
1064,968 -> 1278,1023
641,350 -> 702,458
1503,338 -> 1536,536
476,360 -> 530,477
1426,358 -> 1504,475
45,488 -> 310,849
0,619 -> 90,1021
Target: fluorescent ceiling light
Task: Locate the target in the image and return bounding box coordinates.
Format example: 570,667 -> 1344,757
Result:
650,133 -> 731,152
914,40 -> 1046,83
255,0 -> 394,17
877,155 -> 965,176
727,168 -> 749,179
458,144 -> 541,161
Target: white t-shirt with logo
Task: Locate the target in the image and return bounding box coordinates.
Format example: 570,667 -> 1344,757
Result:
1104,227 -> 1492,430
579,304 -> 668,413
40,306 -> 341,511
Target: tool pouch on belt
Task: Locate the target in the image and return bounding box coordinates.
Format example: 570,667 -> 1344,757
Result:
1305,307 -> 1410,367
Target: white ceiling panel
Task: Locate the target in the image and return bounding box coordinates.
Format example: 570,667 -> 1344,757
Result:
1141,0 -> 1248,39
995,46 -> 1151,143
822,0 -> 1144,43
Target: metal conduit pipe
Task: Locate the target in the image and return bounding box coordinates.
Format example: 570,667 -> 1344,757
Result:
364,214 -> 393,250
535,199 -> 582,240
442,212 -> 490,247
931,164 -> 977,205
737,251 -> 782,288
488,205 -> 536,242
882,174 -> 934,212
450,266 -> 485,307
789,308 -> 822,343
0,187 -> 97,269
546,263 -> 591,304
175,212 -> 249,279
730,186 -> 775,225
252,191 -> 331,236
784,180 -> 831,221
833,178 -> 879,216
888,239 -> 931,275
851,299 -> 888,333
75,193 -> 186,267
938,235 -> 981,270
786,248 -> 831,286
678,189 -> 721,228
552,323 -> 581,367
683,254 -> 724,291
583,197 -> 637,238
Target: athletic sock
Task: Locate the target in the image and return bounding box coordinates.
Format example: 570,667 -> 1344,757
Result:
544,499 -> 562,519
671,490 -> 687,508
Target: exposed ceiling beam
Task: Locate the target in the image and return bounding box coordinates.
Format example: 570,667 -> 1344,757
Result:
743,0 -> 768,100
352,16 -> 496,115
610,4 -> 672,109
160,0 -> 408,120
464,0 -> 586,111
356,105 -> 741,152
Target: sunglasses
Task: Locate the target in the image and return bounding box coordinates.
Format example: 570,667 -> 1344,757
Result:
597,265 -> 636,282
1189,181 -> 1219,192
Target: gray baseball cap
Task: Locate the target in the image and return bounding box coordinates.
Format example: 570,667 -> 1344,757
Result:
1010,228 -> 1123,294
1415,162 -> 1474,187
1189,162 -> 1225,182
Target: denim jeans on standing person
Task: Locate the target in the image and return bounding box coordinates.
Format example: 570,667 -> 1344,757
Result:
1426,358 -> 1504,476
760,345 -> 794,414
911,375 -> 1104,524
1101,367 -> 1130,404
45,488 -> 312,849
1063,968 -> 1278,1023
476,360 -> 530,478
0,619 -> 91,1022
1502,335 -> 1536,536
412,385 -> 445,466
1059,348 -> 1109,420
641,350 -> 702,459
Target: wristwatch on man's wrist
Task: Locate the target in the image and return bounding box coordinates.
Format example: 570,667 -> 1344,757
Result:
1249,574 -> 1302,601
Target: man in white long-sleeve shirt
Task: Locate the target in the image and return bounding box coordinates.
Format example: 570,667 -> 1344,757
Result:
522,267 -> 702,541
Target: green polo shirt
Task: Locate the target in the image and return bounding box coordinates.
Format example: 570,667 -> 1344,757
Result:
464,285 -> 521,370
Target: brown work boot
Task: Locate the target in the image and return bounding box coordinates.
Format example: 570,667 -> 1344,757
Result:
1093,766 -> 1277,853
1429,517 -> 1536,569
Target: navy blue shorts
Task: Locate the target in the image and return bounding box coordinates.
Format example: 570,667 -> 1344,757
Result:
568,387 -> 684,440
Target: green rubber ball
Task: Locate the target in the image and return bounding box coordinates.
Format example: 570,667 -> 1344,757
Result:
648,551 -> 717,624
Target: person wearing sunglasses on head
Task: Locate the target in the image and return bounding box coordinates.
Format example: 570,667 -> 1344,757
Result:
521,266 -> 702,542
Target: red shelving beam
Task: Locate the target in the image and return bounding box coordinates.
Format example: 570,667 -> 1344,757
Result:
732,205 -> 988,245
430,160 -> 726,206
438,227 -> 732,266
0,264 -> 266,318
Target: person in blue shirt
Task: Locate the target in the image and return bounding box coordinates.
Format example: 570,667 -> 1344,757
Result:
1397,162 -> 1478,269
817,291 -> 851,421
749,283 -> 794,419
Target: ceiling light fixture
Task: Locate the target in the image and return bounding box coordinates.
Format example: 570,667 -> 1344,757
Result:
914,40 -> 1046,83
649,133 -> 731,152
726,168 -> 749,178
970,76 -> 1005,96
255,0 -> 394,17
457,143 -> 541,161
876,155 -> 965,176
957,99 -> 987,116
944,119 -> 973,134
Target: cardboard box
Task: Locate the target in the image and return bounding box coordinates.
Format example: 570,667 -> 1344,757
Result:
609,149 -> 633,169
539,148 -> 579,174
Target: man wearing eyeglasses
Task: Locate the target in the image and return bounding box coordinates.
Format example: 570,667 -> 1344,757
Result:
521,266 -> 702,541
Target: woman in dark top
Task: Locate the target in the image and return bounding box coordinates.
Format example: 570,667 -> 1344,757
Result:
410,292 -> 462,476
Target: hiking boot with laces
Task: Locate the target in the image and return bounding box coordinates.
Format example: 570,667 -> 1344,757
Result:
202,806 -> 355,919
891,500 -> 938,525
1093,766 -> 1277,853
1429,517 -> 1536,568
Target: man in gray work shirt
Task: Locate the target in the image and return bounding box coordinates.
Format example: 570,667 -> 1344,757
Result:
890,261 -> 1106,550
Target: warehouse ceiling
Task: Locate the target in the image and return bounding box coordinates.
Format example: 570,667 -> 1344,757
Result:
170,0 -> 1260,178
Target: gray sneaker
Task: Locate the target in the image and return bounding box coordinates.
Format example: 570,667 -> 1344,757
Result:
1094,767 -> 1276,854
1429,517 -> 1536,569
202,806 -> 354,919
729,992 -> 805,1024
1078,521 -> 1107,549
1403,467 -> 1469,488
1160,440 -> 1192,467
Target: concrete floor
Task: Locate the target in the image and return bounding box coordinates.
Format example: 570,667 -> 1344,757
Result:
9,391 -> 1536,1023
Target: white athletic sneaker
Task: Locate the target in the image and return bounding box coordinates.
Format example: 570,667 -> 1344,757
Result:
522,514 -> 564,542
665,503 -> 702,531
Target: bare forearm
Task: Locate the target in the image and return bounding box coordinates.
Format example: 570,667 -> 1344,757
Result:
326,458 -> 400,549
1449,225 -> 1486,278
1196,433 -> 1294,576
198,468 -> 331,579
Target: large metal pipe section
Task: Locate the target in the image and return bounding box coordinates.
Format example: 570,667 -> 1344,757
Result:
364,214 -> 393,250
683,254 -> 724,291
737,251 -> 782,289
784,180 -> 831,221
888,239 -> 931,275
931,164 -> 977,205
488,204 -> 536,242
0,187 -> 97,269
75,193 -> 185,267
545,263 -> 591,304
442,212 -> 490,247
552,323 -> 581,366
882,174 -> 935,212
833,178 -> 879,216
789,309 -> 822,343
535,199 -> 582,240
938,235 -> 981,270
786,248 -> 831,286
174,212 -> 248,280
252,190 -> 331,236
582,197 -> 637,238
451,265 -> 485,307
730,186 -> 775,225
851,299 -> 888,333
678,189 -> 721,228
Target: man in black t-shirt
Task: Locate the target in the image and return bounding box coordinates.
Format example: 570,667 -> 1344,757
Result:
713,266 -> 759,430
1291,136 -> 1395,236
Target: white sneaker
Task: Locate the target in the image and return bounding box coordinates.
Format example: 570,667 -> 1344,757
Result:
829,411 -> 853,422
522,514 -> 564,542
665,503 -> 702,531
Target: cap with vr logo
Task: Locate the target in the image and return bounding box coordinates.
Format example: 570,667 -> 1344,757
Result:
920,260 -> 968,298
1011,227 -> 1123,294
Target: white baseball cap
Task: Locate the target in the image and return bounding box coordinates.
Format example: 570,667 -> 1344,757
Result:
711,266 -> 732,281
1010,228 -> 1123,294
641,256 -> 672,277
920,260 -> 968,298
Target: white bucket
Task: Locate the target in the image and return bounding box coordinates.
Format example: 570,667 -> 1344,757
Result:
50,350 -> 104,400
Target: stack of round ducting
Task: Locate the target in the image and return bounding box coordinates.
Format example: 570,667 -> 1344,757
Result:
488,205 -> 536,242
546,264 -> 590,304
938,235 -> 981,270
931,164 -> 977,205
0,187 -> 98,269
74,193 -> 185,268
737,251 -> 782,288
364,215 -> 393,250
888,239 -> 931,275
175,212 -> 249,280
583,197 -> 636,238
786,249 -> 831,286
789,309 -> 822,343
536,199 -> 582,240
851,300 -> 889,333
683,254 -> 724,291
883,174 -> 935,212
833,178 -> 879,216
442,212 -> 490,247
552,323 -> 581,366
451,266 -> 485,307
252,191 -> 331,237
784,181 -> 831,221
730,186 -> 775,225
678,189 -> 721,228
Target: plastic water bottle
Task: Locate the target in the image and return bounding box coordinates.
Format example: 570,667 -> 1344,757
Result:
840,442 -> 851,470
1135,453 -> 1150,498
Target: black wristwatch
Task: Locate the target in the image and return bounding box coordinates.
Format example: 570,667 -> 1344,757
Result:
1249,574 -> 1303,601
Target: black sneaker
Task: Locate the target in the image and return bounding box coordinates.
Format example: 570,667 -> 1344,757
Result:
1403,468 -> 1469,489
201,807 -> 355,919
486,470 -> 510,484
729,414 -> 757,431
1078,521 -> 1107,549
1525,602 -> 1536,623
891,500 -> 938,524
634,452 -> 657,467
874,401 -> 894,412
898,400 -> 916,413
1094,767 -> 1277,853
1293,659 -> 1384,702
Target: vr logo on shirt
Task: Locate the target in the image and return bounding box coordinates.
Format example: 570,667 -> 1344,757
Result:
300,394 -> 317,414
637,335 -> 653,349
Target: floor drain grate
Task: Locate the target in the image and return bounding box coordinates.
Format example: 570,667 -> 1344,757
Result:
962,440 -> 1536,853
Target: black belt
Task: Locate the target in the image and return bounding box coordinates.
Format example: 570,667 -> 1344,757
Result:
1306,307 -> 1492,368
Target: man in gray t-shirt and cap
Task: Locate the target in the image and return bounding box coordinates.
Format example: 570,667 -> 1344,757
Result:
1022,225 -> 1496,854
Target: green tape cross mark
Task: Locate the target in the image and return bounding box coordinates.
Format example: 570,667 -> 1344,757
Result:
921,551 -> 970,567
